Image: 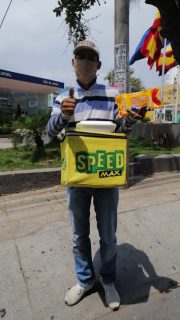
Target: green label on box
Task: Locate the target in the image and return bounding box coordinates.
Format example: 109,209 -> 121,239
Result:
76,150 -> 124,174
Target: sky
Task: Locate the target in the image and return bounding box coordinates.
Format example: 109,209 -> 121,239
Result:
0,0 -> 166,90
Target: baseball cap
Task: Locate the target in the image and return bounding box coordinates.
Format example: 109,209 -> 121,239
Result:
73,40 -> 100,59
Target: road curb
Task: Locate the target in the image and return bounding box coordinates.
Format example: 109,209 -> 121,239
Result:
129,153 -> 180,177
0,168 -> 60,195
0,154 -> 180,195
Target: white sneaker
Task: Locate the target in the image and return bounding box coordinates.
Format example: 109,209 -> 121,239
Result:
65,281 -> 95,306
100,280 -> 120,311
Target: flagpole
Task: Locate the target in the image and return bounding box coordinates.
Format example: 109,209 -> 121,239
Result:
160,38 -> 167,103
157,38 -> 166,123
175,65 -> 180,123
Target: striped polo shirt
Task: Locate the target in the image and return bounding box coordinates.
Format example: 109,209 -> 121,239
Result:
47,80 -> 123,137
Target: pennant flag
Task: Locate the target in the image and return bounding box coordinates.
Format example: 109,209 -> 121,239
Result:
130,11 -> 164,69
156,44 -> 178,75
141,11 -> 163,68
129,28 -> 151,65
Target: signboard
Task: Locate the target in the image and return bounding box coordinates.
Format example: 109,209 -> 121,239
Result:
0,69 -> 64,89
48,93 -> 58,109
29,99 -> 37,108
114,43 -> 127,93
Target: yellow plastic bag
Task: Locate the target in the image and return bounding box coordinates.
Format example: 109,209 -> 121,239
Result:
115,87 -> 163,118
60,130 -> 127,187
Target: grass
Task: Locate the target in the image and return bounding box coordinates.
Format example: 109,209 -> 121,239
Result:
129,138 -> 180,160
0,138 -> 180,171
0,143 -> 61,171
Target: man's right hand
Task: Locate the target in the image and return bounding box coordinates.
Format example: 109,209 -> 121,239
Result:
61,87 -> 76,116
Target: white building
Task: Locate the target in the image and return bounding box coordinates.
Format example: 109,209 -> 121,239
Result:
162,66 -> 180,123
166,66 -> 179,85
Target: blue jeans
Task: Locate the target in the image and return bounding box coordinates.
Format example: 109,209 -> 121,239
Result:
67,187 -> 119,287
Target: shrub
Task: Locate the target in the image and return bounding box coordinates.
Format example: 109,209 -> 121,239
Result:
11,110 -> 51,151
0,107 -> 13,134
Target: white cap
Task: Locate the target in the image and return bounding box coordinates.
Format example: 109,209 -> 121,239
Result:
73,40 -> 100,59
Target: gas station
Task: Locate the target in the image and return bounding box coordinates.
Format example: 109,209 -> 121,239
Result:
0,69 -> 64,116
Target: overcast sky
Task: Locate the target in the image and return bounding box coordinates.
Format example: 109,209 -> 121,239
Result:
0,0 -> 166,89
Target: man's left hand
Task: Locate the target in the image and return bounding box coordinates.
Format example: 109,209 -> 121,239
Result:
127,106 -> 147,120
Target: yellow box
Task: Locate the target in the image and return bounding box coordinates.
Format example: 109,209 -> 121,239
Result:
60,130 -> 127,187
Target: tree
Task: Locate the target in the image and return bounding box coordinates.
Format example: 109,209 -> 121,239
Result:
105,68 -> 145,92
0,106 -> 13,134
53,0 -> 106,44
12,111 -> 50,151
104,70 -> 115,86
129,68 -> 145,92
53,1 -> 137,44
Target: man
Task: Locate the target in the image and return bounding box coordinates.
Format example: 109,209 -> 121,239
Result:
15,104 -> 22,120
47,40 -> 139,311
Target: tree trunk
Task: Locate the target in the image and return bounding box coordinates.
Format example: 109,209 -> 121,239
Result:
34,130 -> 44,152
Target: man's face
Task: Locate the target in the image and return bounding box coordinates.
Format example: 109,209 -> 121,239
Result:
72,49 -> 101,85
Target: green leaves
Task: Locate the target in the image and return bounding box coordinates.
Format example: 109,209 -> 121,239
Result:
104,68 -> 145,92
12,111 -> 50,151
53,0 -> 105,44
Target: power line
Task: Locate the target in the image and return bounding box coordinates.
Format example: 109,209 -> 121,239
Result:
0,0 -> 13,30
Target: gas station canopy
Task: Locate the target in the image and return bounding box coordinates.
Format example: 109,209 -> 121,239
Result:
0,69 -> 64,94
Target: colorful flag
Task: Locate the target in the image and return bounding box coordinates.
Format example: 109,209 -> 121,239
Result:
129,11 -> 164,69
129,28 -> 151,65
156,44 -> 178,75
141,11 -> 163,68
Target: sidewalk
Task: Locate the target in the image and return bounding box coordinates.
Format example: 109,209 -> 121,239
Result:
0,137 -> 13,149
0,172 -> 180,320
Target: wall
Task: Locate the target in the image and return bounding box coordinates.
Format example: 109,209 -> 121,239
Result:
0,89 -> 49,116
130,123 -> 180,146
163,83 -> 180,106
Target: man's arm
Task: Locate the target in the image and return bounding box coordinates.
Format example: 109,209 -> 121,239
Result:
46,88 -> 76,138
46,99 -> 70,138
114,101 -> 146,134
46,113 -> 69,138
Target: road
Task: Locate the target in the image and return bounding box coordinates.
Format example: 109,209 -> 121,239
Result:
0,172 -> 180,320
0,137 -> 13,149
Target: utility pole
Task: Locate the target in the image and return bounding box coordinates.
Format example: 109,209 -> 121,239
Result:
114,0 -> 129,93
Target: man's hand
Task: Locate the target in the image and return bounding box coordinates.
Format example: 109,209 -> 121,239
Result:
61,87 -> 76,116
127,106 -> 148,120
120,106 -> 148,134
